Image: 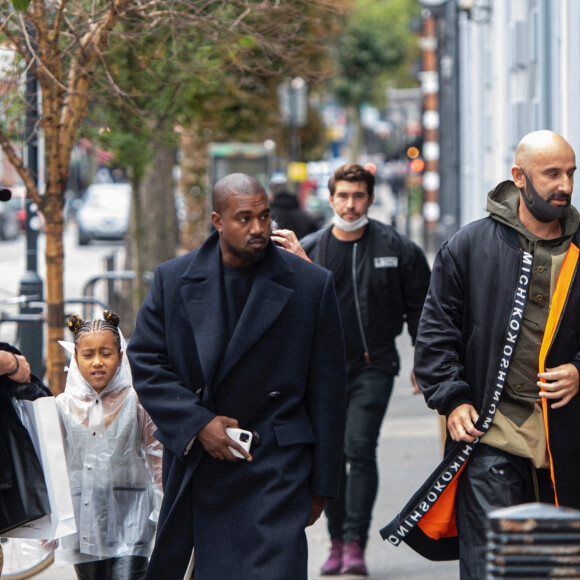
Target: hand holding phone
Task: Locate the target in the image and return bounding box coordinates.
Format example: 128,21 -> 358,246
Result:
226,427 -> 253,459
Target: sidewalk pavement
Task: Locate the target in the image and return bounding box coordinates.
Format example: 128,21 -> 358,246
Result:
29,335 -> 455,580
31,336 -> 458,580
306,334 -> 458,580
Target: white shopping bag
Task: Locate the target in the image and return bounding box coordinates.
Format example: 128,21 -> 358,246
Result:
3,397 -> 76,540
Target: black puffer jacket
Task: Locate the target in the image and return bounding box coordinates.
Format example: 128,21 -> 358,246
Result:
380,208 -> 580,562
415,216 -> 580,507
301,219 -> 431,375
0,343 -> 52,533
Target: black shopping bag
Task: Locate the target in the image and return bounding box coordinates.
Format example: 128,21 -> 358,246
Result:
0,383 -> 51,535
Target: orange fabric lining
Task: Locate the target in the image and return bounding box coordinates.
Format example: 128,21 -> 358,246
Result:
538,243 -> 580,507
417,461 -> 468,540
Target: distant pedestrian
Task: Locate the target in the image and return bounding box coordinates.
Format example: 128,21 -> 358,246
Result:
301,163 -> 431,576
269,172 -> 319,239
56,311 -> 162,580
383,130 -> 580,580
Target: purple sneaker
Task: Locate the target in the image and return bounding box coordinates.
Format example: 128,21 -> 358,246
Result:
320,538 -> 344,575
340,537 -> 368,576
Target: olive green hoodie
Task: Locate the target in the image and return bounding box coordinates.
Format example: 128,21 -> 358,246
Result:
481,180 -> 579,466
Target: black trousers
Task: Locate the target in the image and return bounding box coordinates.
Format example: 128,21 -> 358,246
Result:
325,367 -> 394,548
455,444 -> 553,580
73,556 -> 148,580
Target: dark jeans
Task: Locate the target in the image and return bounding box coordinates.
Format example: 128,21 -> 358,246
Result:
74,556 -> 148,580
455,443 -> 554,580
325,367 -> 394,548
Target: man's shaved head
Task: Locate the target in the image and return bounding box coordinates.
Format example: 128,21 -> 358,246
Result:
515,130 -> 574,170
212,173 -> 267,214
511,129 -> 577,227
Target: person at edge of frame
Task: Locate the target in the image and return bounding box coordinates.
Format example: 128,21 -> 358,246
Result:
0,344 -> 50,577
393,130 -> 580,580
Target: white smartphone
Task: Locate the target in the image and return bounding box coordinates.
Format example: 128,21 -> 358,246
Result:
226,427 -> 253,459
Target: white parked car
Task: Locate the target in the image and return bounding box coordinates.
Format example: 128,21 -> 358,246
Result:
76,183 -> 132,245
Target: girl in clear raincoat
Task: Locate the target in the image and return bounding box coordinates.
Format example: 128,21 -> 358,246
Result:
55,311 -> 163,580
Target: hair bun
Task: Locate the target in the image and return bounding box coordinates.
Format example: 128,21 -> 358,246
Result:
67,314 -> 84,334
103,310 -> 120,328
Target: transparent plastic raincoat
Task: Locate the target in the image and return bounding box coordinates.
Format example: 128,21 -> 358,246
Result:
55,337 -> 163,565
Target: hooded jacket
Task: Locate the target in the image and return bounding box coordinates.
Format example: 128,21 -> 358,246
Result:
55,337 -> 162,564
380,181 -> 580,560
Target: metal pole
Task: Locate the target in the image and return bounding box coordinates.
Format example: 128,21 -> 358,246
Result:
18,23 -> 44,377
437,0 -> 461,245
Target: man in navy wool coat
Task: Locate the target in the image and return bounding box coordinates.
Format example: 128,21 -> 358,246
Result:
128,173 -> 347,580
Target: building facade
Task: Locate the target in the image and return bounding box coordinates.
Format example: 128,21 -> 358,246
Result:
425,0 -> 580,236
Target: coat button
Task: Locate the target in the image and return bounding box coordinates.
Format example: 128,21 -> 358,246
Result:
267,391 -> 281,401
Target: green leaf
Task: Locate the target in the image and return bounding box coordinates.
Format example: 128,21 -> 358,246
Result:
11,0 -> 31,10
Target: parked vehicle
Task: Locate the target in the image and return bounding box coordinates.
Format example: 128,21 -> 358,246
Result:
76,183 -> 132,245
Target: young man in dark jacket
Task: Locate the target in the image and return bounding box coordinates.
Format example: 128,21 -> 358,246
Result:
381,130 -> 580,580
300,163 -> 431,576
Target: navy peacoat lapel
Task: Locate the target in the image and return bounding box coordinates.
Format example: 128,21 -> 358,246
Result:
215,244 -> 294,388
180,232 -> 226,391
179,231 -> 295,394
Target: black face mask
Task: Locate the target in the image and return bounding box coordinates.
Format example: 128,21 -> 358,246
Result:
519,171 -> 570,223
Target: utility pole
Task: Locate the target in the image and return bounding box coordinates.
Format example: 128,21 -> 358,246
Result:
19,23 -> 44,377
437,0 -> 461,243
419,8 -> 441,254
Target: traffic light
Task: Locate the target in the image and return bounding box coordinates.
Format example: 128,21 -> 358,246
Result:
409,158 -> 425,173
405,136 -> 425,175
406,146 -> 420,159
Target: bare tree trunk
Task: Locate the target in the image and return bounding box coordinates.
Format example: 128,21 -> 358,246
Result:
43,203 -> 66,394
123,144 -> 178,335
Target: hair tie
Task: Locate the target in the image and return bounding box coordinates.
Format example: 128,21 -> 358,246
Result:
67,314 -> 84,334
103,310 -> 120,328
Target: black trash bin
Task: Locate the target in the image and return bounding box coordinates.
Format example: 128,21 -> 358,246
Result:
487,502 -> 580,579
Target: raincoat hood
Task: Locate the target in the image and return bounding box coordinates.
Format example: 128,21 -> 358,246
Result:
59,332 -> 132,400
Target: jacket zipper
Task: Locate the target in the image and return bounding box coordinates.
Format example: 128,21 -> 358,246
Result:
352,243 -> 371,364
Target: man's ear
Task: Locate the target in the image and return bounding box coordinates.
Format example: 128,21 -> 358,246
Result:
511,165 -> 526,189
211,211 -> 222,232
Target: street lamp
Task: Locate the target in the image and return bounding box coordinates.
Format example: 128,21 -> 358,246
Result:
18,21 -> 44,377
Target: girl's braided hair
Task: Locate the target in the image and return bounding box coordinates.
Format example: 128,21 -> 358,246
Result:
68,310 -> 122,352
